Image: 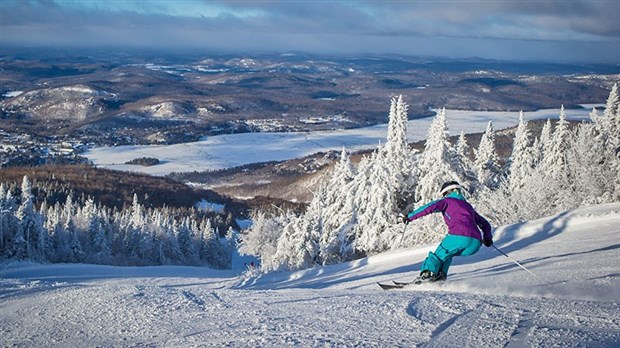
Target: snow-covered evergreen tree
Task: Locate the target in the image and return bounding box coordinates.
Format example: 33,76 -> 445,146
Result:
591,83 -> 620,200
67,219 -> 84,262
239,209 -> 293,272
537,119 -> 553,165
271,185 -> 324,271
415,108 -> 461,204
383,95 -> 416,208
319,148 -> 357,264
452,130 -> 477,190
508,111 -> 534,191
15,176 -> 45,260
544,106 -> 571,178
177,217 -> 199,264
474,121 -> 501,190
565,122 -> 608,205
0,184 -> 18,256
353,150 -> 398,253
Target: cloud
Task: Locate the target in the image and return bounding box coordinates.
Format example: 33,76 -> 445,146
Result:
1,0 -> 618,62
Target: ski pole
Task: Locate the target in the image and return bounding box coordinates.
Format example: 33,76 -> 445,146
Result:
492,245 -> 546,284
399,220 -> 408,246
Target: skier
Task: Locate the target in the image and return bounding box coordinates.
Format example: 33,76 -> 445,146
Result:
400,181 -> 493,283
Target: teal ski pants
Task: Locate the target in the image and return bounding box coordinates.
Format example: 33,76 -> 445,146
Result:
421,234 -> 481,275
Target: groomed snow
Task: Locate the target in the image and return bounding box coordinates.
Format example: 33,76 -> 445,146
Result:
84,106 -> 600,176
1,202 -> 619,347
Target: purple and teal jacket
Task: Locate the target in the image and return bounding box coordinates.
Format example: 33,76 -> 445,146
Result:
406,191 -> 492,241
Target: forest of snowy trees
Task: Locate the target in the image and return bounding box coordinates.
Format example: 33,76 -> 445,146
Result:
2,84 -> 618,270
240,84 -> 620,273
0,180 -> 234,267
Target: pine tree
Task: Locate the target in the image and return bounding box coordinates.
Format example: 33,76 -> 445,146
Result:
130,193 -> 145,229
63,193 -> 75,223
69,229 -> 84,263
92,220 -> 111,262
15,176 -> 45,260
474,121 -> 501,190
538,119 -> 553,164
319,148 -> 357,264
566,122 -> 608,205
176,218 -> 198,263
0,183 -> 17,254
239,209 -> 293,271
509,111 -> 534,191
384,95 -> 410,162
591,83 -> 620,200
353,150 -> 397,253
384,95 -> 417,211
544,105 -> 571,178
415,108 -> 460,203
454,130 -> 476,188
271,216 -> 304,271
199,219 -> 225,268
272,185 -> 324,271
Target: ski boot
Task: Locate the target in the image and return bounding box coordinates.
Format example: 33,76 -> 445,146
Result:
433,271 -> 447,282
413,270 -> 435,284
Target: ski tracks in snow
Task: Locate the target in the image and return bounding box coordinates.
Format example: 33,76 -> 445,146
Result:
2,276 -> 620,347
406,292 -> 620,347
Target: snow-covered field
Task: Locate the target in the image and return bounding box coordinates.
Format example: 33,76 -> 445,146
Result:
84,106 -> 600,175
2,202 -> 619,347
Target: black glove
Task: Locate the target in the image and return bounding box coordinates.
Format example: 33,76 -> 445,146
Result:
398,213 -> 409,225
483,239 -> 493,247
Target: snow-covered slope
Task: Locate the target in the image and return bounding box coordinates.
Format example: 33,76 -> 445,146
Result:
1,203 -> 619,347
2,85 -> 110,121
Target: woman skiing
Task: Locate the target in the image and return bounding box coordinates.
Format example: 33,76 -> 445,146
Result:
401,181 -> 493,283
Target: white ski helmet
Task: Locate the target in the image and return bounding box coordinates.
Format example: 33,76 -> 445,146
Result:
439,181 -> 462,196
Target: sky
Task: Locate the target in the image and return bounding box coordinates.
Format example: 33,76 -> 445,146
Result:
1,0 -> 619,63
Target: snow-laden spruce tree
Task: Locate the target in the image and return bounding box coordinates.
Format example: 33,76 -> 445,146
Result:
270,215 -> 314,271
383,95 -> 416,209
318,147 -> 357,264
544,106 -> 570,177
175,217 -> 199,264
508,111 -> 535,192
476,112 -> 542,224
271,185 -> 323,270
0,183 -> 18,256
454,130 -> 476,187
539,106 -> 573,209
537,119 -> 553,164
199,219 -> 227,269
14,176 -> 46,260
407,108 -> 462,245
474,121 -> 501,190
239,209 -> 295,272
66,218 -> 84,262
352,96 -> 416,253
590,83 -> 620,201
239,207 -> 297,272
565,120 -> 609,205
415,108 -> 461,204
352,150 -> 400,253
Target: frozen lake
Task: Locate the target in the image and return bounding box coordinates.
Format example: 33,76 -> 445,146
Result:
85,105 -> 601,176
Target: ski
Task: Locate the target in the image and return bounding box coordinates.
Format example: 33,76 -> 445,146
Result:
377,282 -> 406,290
393,280 -> 416,286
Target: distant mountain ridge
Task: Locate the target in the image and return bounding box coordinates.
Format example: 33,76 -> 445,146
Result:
1,51 -> 616,146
